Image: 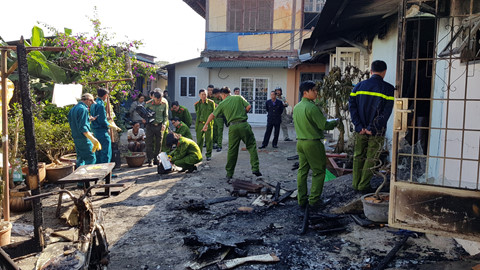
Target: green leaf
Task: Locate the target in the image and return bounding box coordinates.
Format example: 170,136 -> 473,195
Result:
31,26 -> 45,47
28,51 -> 66,83
64,28 -> 72,36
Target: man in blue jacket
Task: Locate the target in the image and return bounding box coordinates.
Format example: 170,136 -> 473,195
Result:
348,60 -> 395,193
259,91 -> 284,149
90,88 -> 112,163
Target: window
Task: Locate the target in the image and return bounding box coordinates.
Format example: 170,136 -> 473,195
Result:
180,76 -> 196,97
300,72 -> 324,83
304,0 -> 325,12
329,47 -> 369,72
227,0 -> 273,32
240,77 -> 269,115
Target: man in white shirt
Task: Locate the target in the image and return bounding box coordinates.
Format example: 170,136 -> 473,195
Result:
127,122 -> 146,152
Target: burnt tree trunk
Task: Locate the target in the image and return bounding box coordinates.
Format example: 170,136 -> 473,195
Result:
17,38 -> 44,249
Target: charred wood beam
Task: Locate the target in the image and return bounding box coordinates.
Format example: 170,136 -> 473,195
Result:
373,235 -> 409,270
0,247 -> 19,270
300,206 -> 310,235
17,38 -> 44,251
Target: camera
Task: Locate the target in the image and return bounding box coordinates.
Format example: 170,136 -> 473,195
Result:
135,104 -> 156,123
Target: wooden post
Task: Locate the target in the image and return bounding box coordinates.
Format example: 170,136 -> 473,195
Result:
0,50 -> 9,221
17,38 -> 44,248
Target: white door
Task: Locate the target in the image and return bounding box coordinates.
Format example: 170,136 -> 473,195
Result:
240,77 -> 268,123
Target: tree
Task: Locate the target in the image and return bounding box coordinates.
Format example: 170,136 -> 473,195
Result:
317,66 -> 369,153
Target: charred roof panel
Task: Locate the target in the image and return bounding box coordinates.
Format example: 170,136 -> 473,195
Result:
183,0 -> 206,18
301,0 -> 399,54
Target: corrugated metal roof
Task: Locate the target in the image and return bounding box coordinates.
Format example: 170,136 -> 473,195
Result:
198,60 -> 288,68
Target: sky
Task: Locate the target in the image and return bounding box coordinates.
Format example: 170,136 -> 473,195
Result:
0,0 -> 206,64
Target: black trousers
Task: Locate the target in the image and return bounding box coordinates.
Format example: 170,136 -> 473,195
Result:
262,122 -> 280,147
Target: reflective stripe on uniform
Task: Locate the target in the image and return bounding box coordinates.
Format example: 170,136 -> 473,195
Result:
350,91 -> 394,100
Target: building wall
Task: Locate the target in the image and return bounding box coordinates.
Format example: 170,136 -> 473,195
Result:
173,58 -> 210,114
206,67 -> 288,123
371,22 -> 398,148
205,0 -> 308,51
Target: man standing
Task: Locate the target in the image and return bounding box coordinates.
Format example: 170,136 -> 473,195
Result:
202,87 -> 261,180
68,93 -> 101,167
90,88 -> 112,164
145,91 -> 169,167
349,60 -> 394,193
212,87 -> 224,152
293,81 -> 337,210
195,89 -> 215,161
275,87 -> 292,141
259,91 -> 284,149
170,101 -> 192,128
172,117 -> 193,139
233,87 -> 240,95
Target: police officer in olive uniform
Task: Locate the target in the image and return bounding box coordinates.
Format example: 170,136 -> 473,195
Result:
68,93 -> 102,167
171,117 -> 193,139
293,81 -> 337,210
212,88 -> 224,151
145,91 -> 169,167
166,133 -> 202,173
195,89 -> 215,161
90,88 -> 112,164
170,101 -> 192,128
202,87 -> 261,180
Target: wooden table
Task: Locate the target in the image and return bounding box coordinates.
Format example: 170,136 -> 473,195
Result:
55,163 -> 115,217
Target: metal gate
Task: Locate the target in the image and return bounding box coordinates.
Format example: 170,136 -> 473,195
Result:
389,0 -> 480,241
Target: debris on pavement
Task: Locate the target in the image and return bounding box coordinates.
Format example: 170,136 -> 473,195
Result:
217,253 -> 280,269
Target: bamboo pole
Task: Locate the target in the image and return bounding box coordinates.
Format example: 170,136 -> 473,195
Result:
1,50 -> 9,221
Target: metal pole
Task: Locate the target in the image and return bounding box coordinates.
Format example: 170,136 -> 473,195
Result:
1,50 -> 10,221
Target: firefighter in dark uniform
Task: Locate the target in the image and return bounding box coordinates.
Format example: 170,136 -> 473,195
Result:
349,60 -> 395,192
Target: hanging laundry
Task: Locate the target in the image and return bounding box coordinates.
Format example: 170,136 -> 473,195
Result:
52,84 -> 82,107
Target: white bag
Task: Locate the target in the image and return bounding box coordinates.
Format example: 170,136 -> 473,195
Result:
158,152 -> 172,170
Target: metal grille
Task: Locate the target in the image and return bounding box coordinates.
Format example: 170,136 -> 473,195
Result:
241,77 -> 268,115
395,0 -> 480,190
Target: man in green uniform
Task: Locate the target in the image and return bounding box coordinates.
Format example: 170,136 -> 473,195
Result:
195,89 -> 215,161
170,101 -> 192,128
68,93 -> 102,167
165,133 -> 202,173
202,87 -> 261,180
212,88 -> 224,152
90,88 -> 112,164
293,81 -> 337,210
171,117 -> 193,139
145,91 -> 169,167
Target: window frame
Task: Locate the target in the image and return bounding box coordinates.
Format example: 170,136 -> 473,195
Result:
227,0 -> 273,32
179,76 -> 197,98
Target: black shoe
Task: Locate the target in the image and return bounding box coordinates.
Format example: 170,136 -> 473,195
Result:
153,159 -> 159,165
186,165 -> 197,173
148,160 -> 154,167
213,144 -> 218,149
285,138 -> 293,141
272,145 -> 278,148
356,187 -> 375,195
206,157 -> 211,161
217,147 -> 222,152
252,171 -> 262,177
258,145 -> 266,149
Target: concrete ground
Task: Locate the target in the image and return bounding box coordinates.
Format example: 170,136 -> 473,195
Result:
9,122 -> 479,270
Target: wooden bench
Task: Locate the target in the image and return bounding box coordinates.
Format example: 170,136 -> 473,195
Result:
55,162 -> 115,217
